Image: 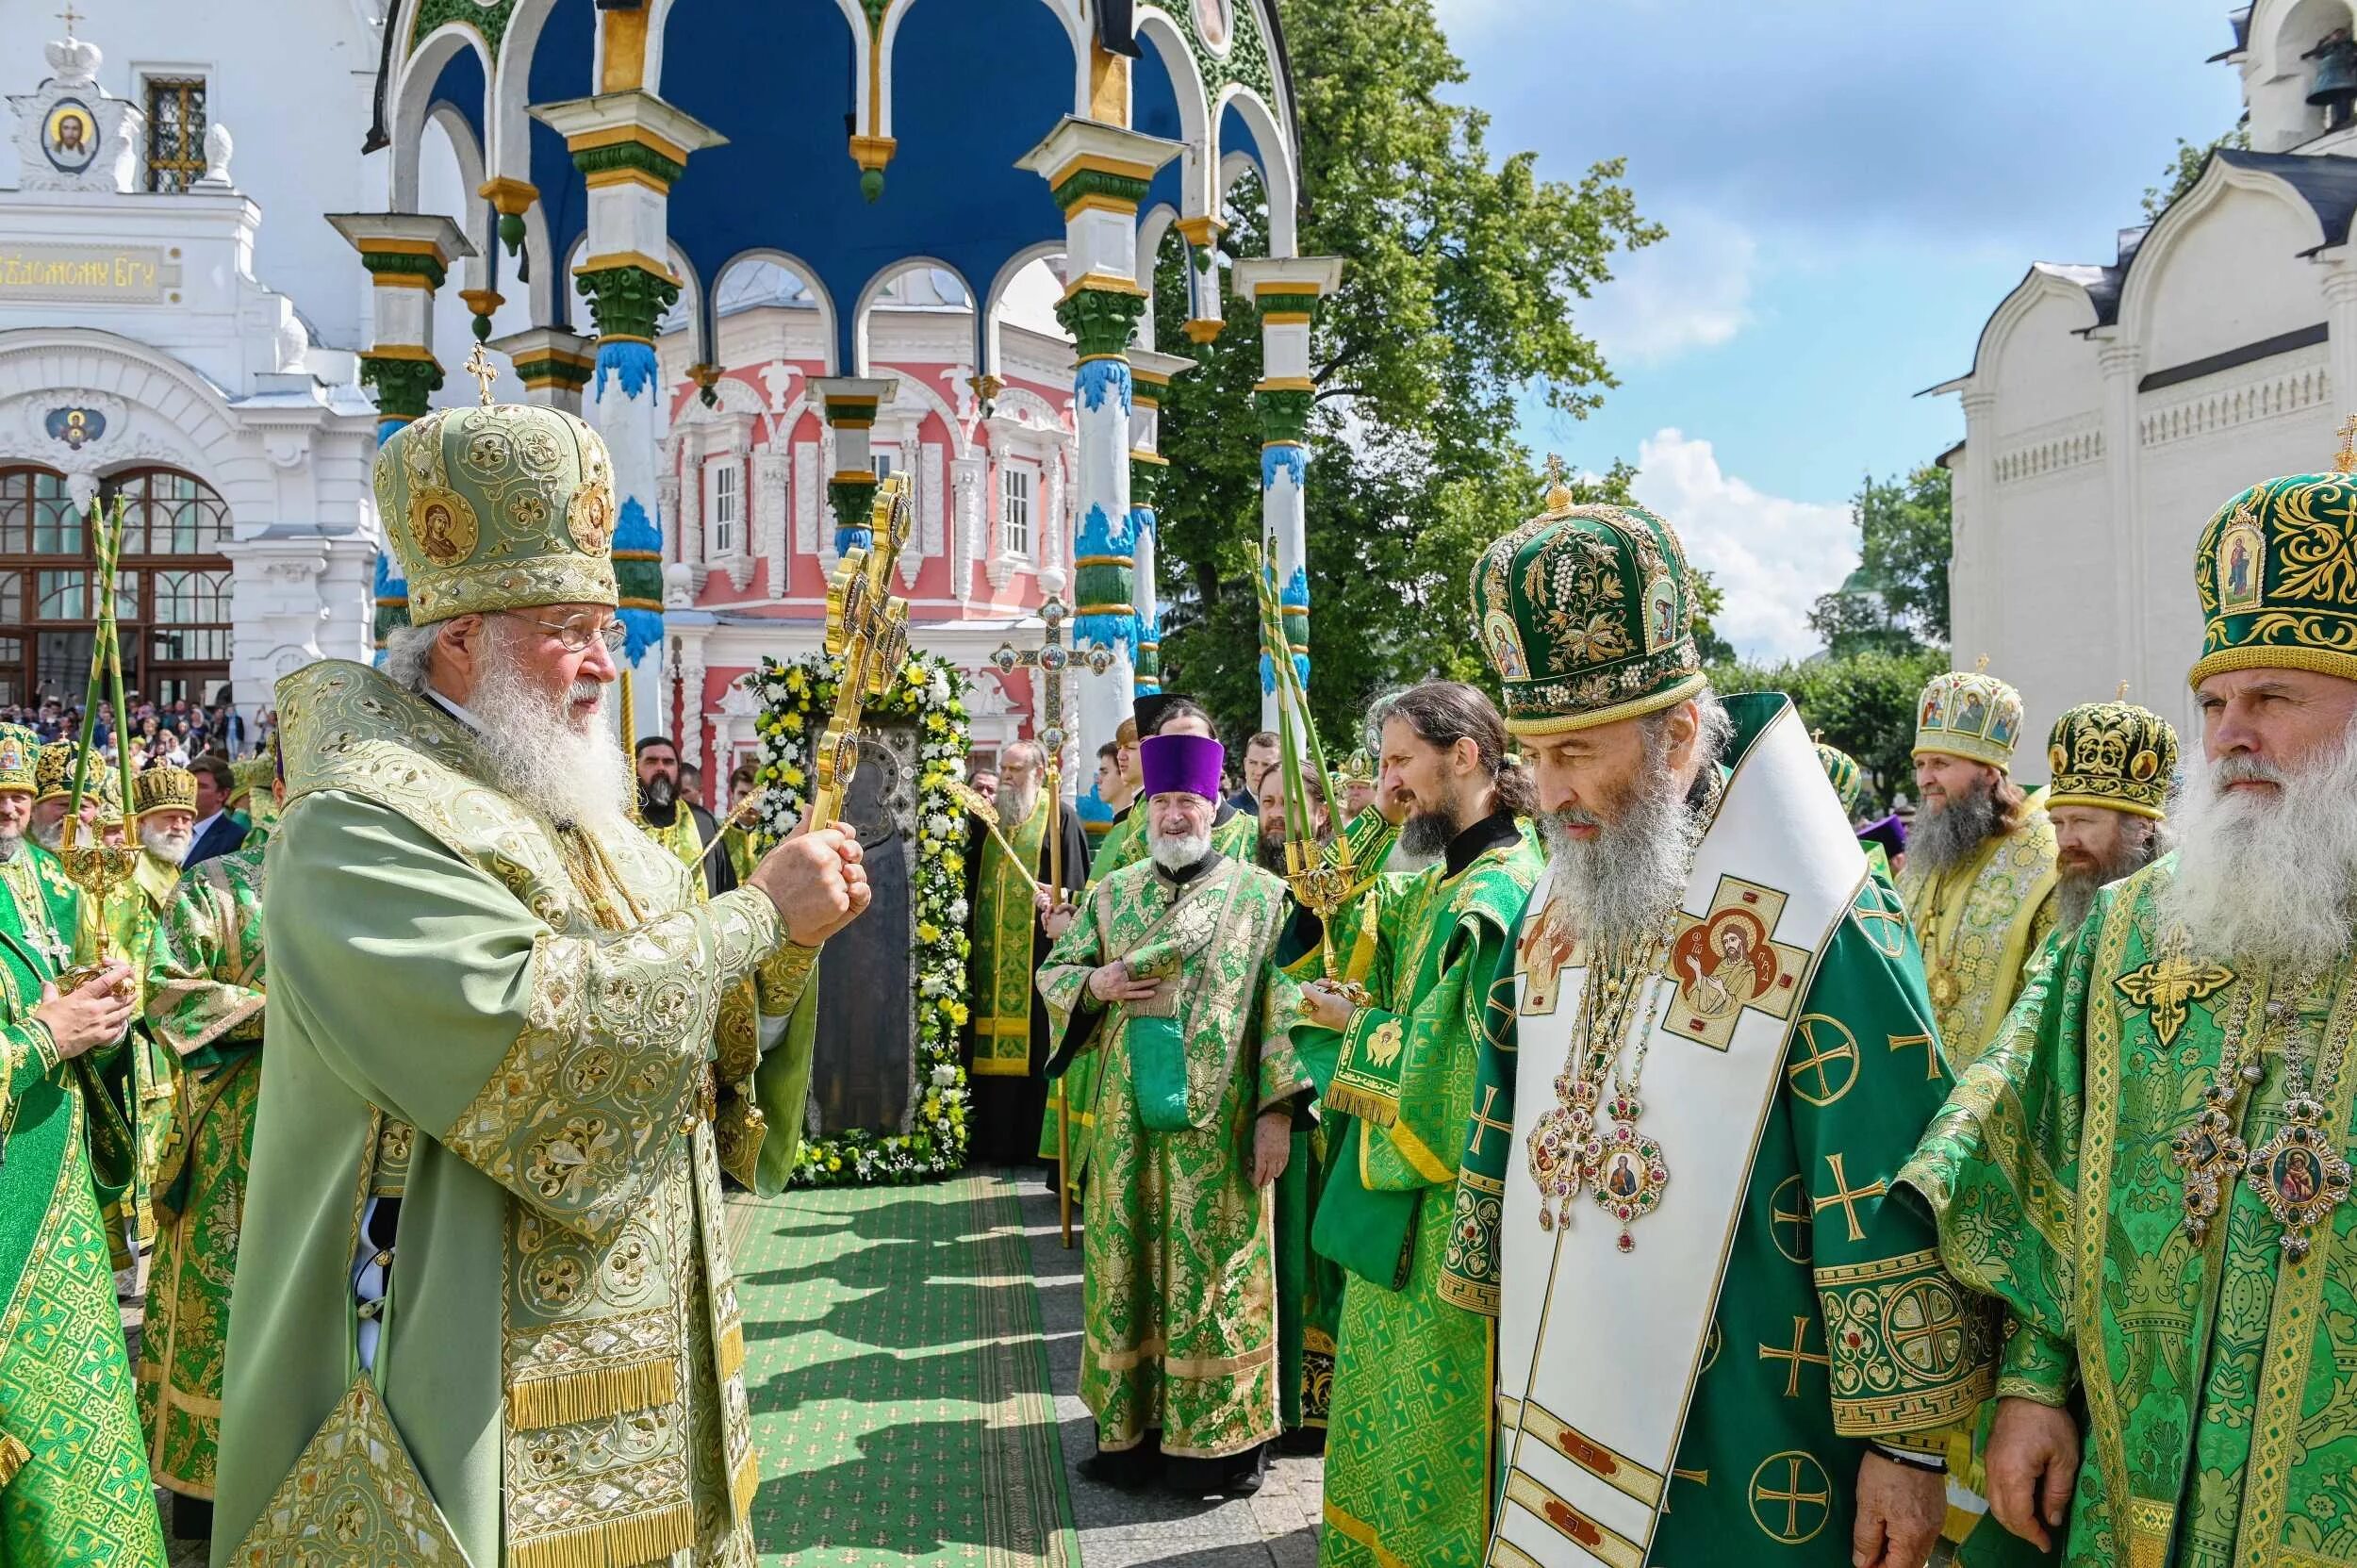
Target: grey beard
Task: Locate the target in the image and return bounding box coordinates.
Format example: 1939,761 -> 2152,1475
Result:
140,826 -> 192,863
997,783 -> 1038,832
1537,764 -> 1701,951
466,634 -> 632,836
1150,830 -> 1211,872
30,818 -> 59,851
1908,782 -> 2000,876
2162,730 -> 2357,971
643,774 -> 677,810
0,832 -> 20,864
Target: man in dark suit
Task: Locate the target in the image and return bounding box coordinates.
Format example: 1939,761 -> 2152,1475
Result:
181,753 -> 247,868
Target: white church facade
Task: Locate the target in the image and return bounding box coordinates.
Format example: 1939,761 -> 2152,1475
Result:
1941,0 -> 2357,778
0,4 -> 1083,775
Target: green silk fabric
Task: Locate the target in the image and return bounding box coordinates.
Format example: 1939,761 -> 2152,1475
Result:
1902,855 -> 2357,1568
1317,834 -> 1541,1568
976,791 -> 1051,1079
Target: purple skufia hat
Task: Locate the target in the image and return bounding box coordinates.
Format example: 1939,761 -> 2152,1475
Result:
1140,733 -> 1225,802
1859,813 -> 1907,854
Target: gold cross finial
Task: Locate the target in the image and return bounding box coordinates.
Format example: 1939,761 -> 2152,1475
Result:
1540,454 -> 1574,514
57,1 -> 82,36
1973,653 -> 1990,673
462,341 -> 498,406
2117,680 -> 2131,700
2338,413 -> 2357,474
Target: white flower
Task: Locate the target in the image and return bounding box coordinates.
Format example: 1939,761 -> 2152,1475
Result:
931,1064 -> 958,1086
948,900 -> 969,926
926,813 -> 952,838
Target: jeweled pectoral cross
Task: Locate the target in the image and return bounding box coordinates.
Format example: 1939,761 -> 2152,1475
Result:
2117,952 -> 2236,1046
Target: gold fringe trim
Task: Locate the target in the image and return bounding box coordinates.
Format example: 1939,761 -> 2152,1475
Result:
1323,1080 -> 1399,1128
507,1498 -> 695,1568
730,1442 -> 760,1523
0,1432 -> 27,1490
717,1319 -> 746,1381
506,1358 -> 678,1431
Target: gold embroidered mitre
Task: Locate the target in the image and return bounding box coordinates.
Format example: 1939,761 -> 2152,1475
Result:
0,725 -> 34,795
2045,699 -> 2177,819
2190,421 -> 2357,687
133,765 -> 198,818
1912,664 -> 2025,771
374,401 -> 618,625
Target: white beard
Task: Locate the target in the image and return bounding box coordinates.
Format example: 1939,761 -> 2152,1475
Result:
466,635 -> 632,837
140,824 -> 192,864
2161,722 -> 2357,971
1537,745 -> 1702,952
997,782 -> 1039,832
29,817 -> 58,851
1149,829 -> 1211,871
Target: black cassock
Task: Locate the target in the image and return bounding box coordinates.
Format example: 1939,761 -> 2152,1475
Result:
960,798 -> 1092,1165
810,754 -> 913,1134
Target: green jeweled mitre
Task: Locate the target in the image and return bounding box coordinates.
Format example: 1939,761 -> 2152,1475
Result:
1912,664 -> 2025,770
2045,698 -> 2176,819
374,402 -> 618,625
1470,480 -> 1704,735
0,724 -> 34,794
2188,460 -> 2357,688
1815,738 -> 1864,817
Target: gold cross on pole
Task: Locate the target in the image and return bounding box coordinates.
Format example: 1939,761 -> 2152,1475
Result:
2337,412 -> 2357,474
1755,1314 -> 1830,1399
57,1 -> 83,37
1810,1152 -> 1887,1245
462,341 -> 499,405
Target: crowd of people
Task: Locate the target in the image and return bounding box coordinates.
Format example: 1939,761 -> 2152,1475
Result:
0,383 -> 2348,1568
0,694 -> 270,768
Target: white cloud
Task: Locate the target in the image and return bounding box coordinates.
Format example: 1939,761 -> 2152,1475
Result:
1629,429 -> 1854,664
1582,211 -> 1756,366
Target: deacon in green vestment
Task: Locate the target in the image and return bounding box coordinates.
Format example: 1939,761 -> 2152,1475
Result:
210,397 -> 869,1568
1305,681 -> 1544,1568
1254,769 -> 1390,1444
1053,697 -> 1254,1180
1900,450 -> 2357,1568
1038,733 -> 1309,1495
964,738 -> 1092,1167
139,830 -> 270,1522
0,721 -> 165,1568
1462,485 -> 1986,1568
1899,665 -> 2058,1070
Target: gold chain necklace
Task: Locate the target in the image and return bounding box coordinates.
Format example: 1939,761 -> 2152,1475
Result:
2245,966 -> 2357,1258
1918,862 -> 1974,1011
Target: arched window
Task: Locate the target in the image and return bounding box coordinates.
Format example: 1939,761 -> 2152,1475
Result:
0,464 -> 235,711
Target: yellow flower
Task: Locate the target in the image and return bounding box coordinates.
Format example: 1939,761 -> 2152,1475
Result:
781,712 -> 804,732
828,1154 -> 842,1171
916,921 -> 940,944
783,765 -> 806,788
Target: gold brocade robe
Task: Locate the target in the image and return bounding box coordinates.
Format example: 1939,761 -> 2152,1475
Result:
1899,814 -> 2058,1068
212,663 -> 812,1568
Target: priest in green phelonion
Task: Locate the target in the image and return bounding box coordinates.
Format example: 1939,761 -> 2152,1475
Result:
1462,478 -> 1986,1568
1900,435 -> 2357,1568
1038,732 -> 1309,1497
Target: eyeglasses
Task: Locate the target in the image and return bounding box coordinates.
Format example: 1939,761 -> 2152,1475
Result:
508,611 -> 627,653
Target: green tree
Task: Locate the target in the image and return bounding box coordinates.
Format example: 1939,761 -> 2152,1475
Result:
1806,463 -> 1953,658
2142,123 -> 2250,219
1149,0 -> 1659,740
1706,646 -> 1948,813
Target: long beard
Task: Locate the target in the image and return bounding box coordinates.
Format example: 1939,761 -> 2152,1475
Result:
1150,830 -> 1211,872
997,782 -> 1038,831
469,647 -> 631,836
1537,752 -> 1702,950
2052,829 -> 2161,936
2162,732 -> 2357,970
140,825 -> 191,863
30,817 -> 60,851
1908,779 -> 2000,875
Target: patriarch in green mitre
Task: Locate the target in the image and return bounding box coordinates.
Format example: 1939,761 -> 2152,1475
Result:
1454,471 -> 1985,1568
1901,425 -> 2357,1568
210,388 -> 872,1567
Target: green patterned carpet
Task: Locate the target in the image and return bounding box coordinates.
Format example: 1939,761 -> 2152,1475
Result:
730,1169 -> 1080,1566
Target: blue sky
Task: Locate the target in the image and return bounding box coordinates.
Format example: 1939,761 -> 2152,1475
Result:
1430,0 -> 2246,656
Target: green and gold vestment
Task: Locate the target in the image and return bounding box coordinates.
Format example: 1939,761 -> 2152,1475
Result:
139,843 -> 267,1502
211,663 -> 816,1568
1045,806 -> 1255,1175
1899,815 -> 2058,1070
1038,851 -> 1307,1459
1902,856 -> 2357,1568
1317,818 -> 1541,1568
0,848 -> 168,1568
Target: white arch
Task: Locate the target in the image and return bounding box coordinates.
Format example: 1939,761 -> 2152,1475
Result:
710,247 -> 841,376
982,241 -> 1069,384
1135,203 -> 1179,350
0,330 -> 279,522
2258,0 -> 2357,78
388,23 -> 491,214
422,100 -> 492,292
877,363 -> 978,463
559,232 -> 590,333
1215,84 -> 1297,256
1133,10 -> 1215,222
851,256 -> 980,379
2116,155 -> 2329,347
668,240 -> 706,363
519,198 -> 556,326
1967,265 -> 2098,385
641,0 -> 685,91
489,0 -> 562,188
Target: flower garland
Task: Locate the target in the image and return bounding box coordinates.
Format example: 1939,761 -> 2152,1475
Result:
749,651 -> 972,1186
